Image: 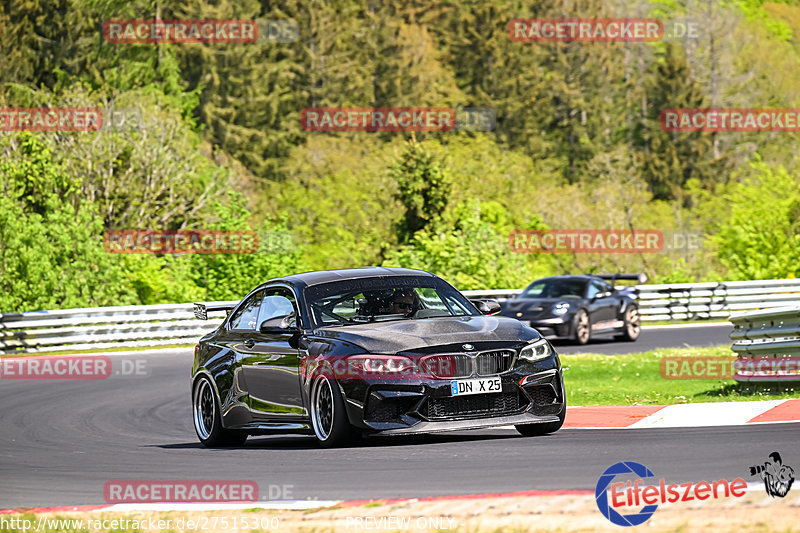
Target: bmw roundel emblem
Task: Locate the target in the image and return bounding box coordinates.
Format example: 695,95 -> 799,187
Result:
462,344 -> 475,351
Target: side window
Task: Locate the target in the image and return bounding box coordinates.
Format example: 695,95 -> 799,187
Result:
257,288 -> 298,328
587,280 -> 608,299
442,293 -> 471,316
412,288 -> 468,315
229,290 -> 264,330
417,288 -> 448,312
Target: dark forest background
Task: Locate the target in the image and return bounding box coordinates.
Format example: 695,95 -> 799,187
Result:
2,0 -> 800,311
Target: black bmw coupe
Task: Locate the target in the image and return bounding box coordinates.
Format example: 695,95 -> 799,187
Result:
191,267 -> 565,447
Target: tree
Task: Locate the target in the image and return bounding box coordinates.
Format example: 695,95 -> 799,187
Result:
636,42 -> 715,202
0,134 -> 139,311
384,199 -> 554,289
713,161 -> 800,280
391,141 -> 452,242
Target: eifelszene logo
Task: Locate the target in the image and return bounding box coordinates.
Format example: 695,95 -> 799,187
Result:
595,461 -> 747,526
596,462 -> 658,526
749,452 -> 795,497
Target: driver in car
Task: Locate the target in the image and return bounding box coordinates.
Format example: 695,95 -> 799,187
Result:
387,289 -> 416,317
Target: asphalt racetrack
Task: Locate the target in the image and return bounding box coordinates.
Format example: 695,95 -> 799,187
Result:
2,323 -> 794,508
554,322 -> 733,354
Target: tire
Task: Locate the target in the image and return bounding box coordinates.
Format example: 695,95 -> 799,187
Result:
192,375 -> 247,448
310,375 -> 357,448
615,304 -> 641,342
572,309 -> 591,345
515,408 -> 565,437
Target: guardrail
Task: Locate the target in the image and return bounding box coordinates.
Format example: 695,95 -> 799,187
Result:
3,278 -> 800,355
729,306 -> 800,382
0,302 -> 235,355
463,278 -> 800,322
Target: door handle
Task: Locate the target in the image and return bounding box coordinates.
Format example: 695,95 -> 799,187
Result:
244,339 -> 255,348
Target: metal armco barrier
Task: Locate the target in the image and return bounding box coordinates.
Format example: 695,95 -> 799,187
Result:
463,278 -> 800,322
2,278 -> 800,355
0,302 -> 235,355
729,306 -> 800,382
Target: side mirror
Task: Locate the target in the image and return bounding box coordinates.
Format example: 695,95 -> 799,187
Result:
259,314 -> 299,334
471,299 -> 502,316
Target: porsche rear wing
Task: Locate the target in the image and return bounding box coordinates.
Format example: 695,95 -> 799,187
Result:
193,303 -> 235,320
591,273 -> 648,284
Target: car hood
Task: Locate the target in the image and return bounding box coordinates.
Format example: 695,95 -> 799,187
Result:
315,315 -> 538,353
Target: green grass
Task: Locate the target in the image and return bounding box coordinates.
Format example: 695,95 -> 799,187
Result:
562,345 -> 800,406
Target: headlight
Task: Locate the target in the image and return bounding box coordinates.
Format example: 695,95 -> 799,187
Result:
345,355 -> 417,376
552,302 -> 570,316
519,338 -> 553,362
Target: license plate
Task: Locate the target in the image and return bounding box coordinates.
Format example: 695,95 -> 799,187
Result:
450,377 -> 502,396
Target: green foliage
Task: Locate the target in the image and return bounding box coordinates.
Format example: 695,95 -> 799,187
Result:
391,142 -> 453,242
3,0 -> 800,313
636,43 -> 716,203
385,199 -> 554,289
0,134 -> 139,311
185,195 -> 304,301
126,256 -> 206,306
35,85 -> 231,230
270,135 -> 400,271
712,161 -> 800,280
731,0 -> 794,39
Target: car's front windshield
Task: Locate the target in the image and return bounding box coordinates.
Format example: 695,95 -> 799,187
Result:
305,276 -> 478,328
520,279 -> 586,299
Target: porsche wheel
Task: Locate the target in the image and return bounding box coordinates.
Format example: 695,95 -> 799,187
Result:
615,305 -> 641,342
192,376 -> 247,448
310,375 -> 356,448
572,309 -> 591,345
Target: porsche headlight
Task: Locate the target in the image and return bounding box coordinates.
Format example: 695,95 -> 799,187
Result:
518,338 -> 553,362
552,302 -> 570,316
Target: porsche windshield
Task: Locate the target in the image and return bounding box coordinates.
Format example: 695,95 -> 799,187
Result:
305,276 -> 478,327
520,279 -> 587,299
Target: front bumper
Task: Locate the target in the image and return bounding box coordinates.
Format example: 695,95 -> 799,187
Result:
375,411 -> 562,435
340,366 -> 565,434
521,317 -> 573,339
